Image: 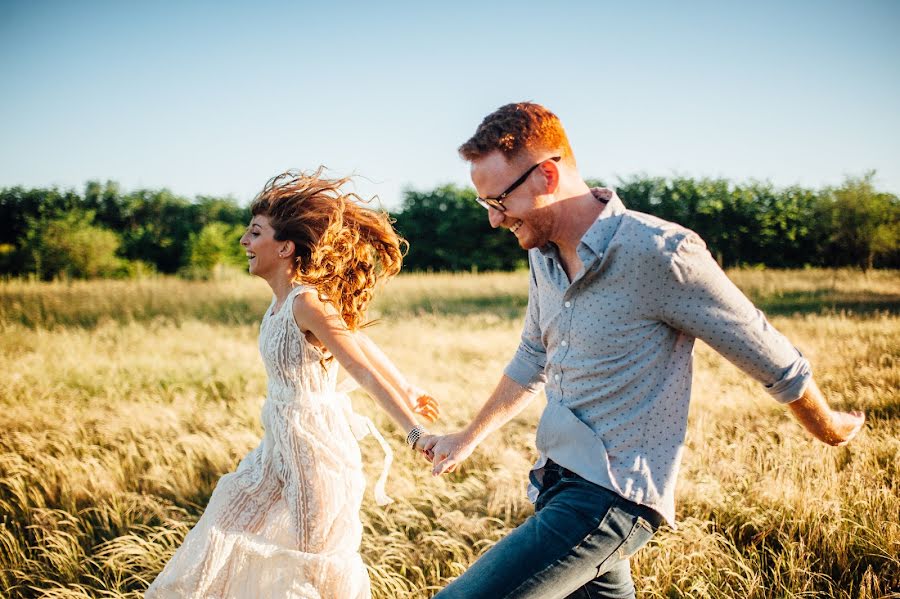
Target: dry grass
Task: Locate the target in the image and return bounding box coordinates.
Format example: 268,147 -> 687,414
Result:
0,269 -> 898,598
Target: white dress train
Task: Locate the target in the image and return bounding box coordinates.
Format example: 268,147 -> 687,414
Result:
146,285 -> 392,599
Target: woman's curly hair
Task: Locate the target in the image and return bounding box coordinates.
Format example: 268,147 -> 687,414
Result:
250,167 -> 407,330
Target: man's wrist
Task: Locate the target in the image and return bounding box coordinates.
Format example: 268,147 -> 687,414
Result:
460,423 -> 483,447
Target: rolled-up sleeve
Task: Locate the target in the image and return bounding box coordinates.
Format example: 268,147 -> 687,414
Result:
659,232 -> 811,404
504,257 -> 547,392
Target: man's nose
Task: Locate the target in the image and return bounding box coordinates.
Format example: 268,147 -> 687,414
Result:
488,206 -> 505,229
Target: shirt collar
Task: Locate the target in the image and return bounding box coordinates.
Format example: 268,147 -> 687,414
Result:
580,187 -> 626,258
538,187 -> 626,260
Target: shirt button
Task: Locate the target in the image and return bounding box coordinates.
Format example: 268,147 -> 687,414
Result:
561,340 -> 568,346
564,301 -> 571,308
554,374 -> 561,381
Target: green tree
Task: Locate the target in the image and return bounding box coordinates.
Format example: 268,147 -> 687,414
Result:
0,183 -> 253,276
117,189 -> 195,273
393,185 -> 525,271
821,173 -> 900,270
3,174 -> 897,276
185,222 -> 247,272
190,196 -> 250,228
617,176 -> 826,268
26,210 -> 123,279
83,180 -> 124,229
0,186 -> 83,275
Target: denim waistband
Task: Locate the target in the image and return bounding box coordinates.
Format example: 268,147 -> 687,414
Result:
529,459 -> 579,493
539,459 -> 666,529
545,459 -> 575,477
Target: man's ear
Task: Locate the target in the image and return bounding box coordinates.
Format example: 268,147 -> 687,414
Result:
539,158 -> 560,194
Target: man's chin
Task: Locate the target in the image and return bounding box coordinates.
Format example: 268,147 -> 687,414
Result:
516,233 -> 546,251
512,221 -> 551,250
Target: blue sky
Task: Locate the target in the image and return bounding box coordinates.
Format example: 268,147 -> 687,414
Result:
1,0 -> 898,210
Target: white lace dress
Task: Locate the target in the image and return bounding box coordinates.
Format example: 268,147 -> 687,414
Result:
146,285 -> 393,599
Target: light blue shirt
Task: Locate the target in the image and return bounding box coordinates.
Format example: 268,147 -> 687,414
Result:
506,188 -> 811,526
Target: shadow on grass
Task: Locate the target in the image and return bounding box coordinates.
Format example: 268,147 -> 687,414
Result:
748,290 -> 900,316
3,288 -> 898,329
864,400 -> 900,422
2,297 -> 267,329
379,289 -> 900,320
376,294 -> 529,321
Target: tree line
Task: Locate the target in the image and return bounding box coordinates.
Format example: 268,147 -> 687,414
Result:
0,181 -> 249,279
394,173 -> 899,271
1,173 -> 898,279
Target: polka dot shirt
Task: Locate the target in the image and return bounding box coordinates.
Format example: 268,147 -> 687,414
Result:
507,188 -> 811,527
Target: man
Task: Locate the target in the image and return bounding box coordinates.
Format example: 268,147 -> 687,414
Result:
422,102 -> 865,599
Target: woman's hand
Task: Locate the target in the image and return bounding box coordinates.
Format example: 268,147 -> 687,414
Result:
410,389 -> 440,424
414,433 -> 437,462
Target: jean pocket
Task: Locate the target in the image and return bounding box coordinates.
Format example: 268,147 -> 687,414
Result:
636,515 -> 654,533
615,513 -> 656,561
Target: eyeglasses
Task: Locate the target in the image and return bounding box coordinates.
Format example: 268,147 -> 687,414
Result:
475,156 -> 561,212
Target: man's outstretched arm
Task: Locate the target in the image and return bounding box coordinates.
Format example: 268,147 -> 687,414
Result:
657,233 -> 865,445
787,378 -> 865,446
423,375 -> 538,476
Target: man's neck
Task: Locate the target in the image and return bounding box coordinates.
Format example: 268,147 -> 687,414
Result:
544,183 -> 603,282
552,184 -> 605,257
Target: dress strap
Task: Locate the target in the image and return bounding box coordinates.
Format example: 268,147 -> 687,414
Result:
269,286 -> 316,319
288,285 -> 317,301
336,377 -> 394,506
276,286 -> 318,320
362,419 -> 395,506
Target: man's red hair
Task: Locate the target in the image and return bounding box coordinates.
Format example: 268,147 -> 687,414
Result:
458,102 -> 575,165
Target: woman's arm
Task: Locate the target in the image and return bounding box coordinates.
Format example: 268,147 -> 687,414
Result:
292,291 -> 422,437
354,332 -> 439,423
424,374 -> 538,475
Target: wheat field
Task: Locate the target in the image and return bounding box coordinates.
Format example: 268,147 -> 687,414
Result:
1,269 -> 898,598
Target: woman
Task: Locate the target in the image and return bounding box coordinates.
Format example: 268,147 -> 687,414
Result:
146,168 -> 438,598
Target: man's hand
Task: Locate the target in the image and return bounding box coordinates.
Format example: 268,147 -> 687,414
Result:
787,380 -> 865,446
827,409 -> 865,446
791,406 -> 866,446
422,431 -> 478,476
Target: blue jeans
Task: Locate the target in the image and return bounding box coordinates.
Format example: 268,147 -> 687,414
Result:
433,461 -> 662,599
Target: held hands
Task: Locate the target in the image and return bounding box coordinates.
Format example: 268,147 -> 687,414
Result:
418,431 -> 478,476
